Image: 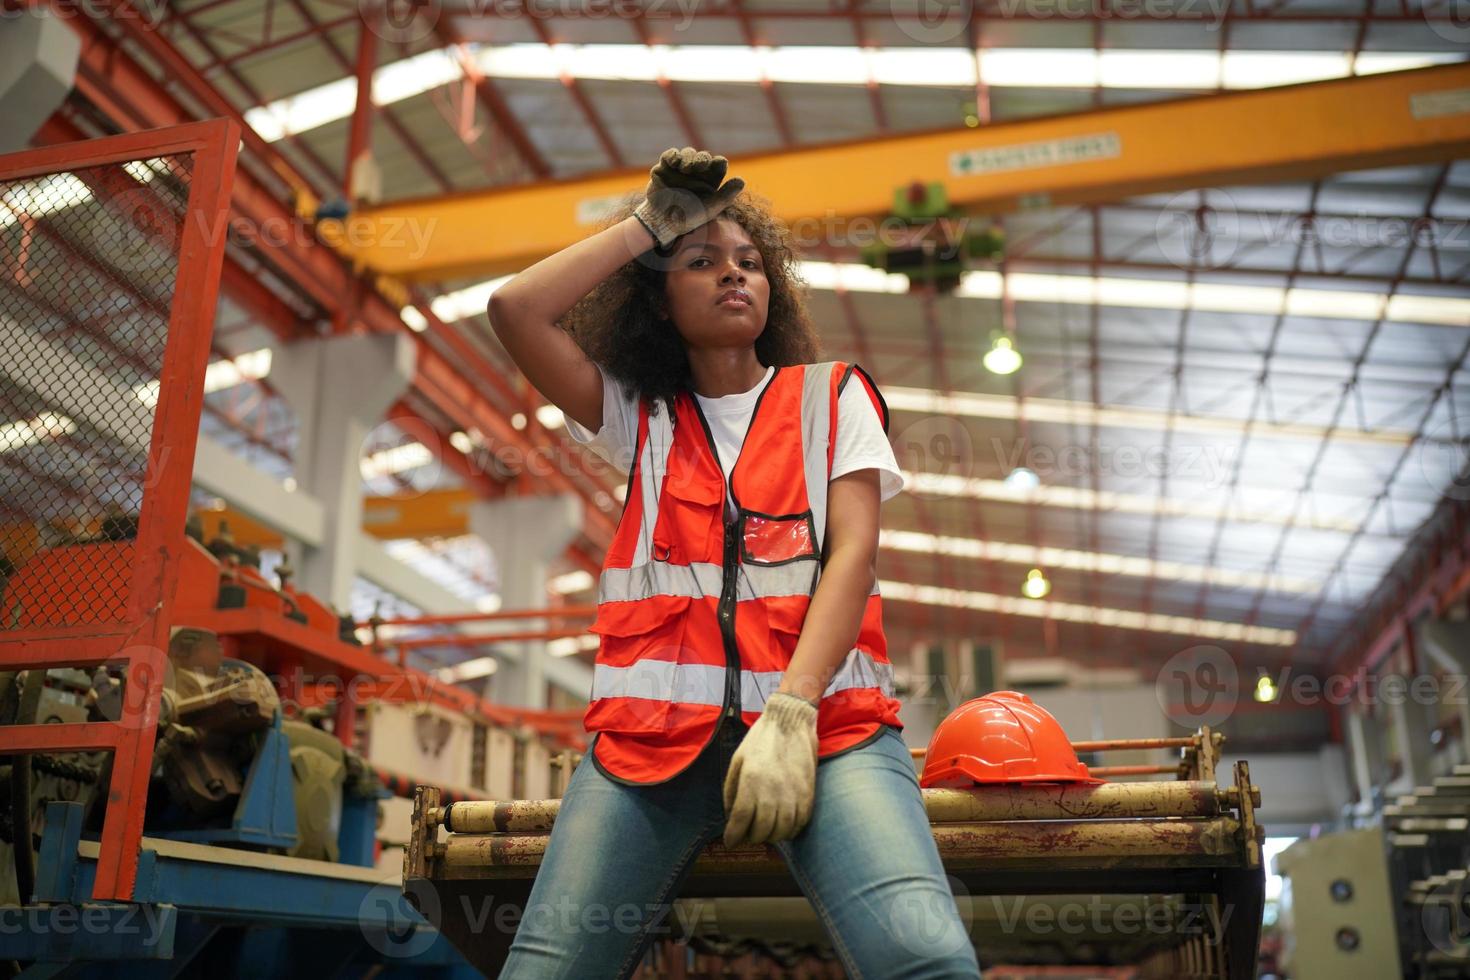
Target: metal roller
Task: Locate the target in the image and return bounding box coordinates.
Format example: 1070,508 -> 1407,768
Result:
432,779 -> 1238,834
435,816 -> 1246,876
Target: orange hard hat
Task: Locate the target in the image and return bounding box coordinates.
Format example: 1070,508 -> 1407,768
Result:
919,690 -> 1102,788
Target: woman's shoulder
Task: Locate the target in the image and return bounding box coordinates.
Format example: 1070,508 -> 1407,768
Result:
835,363 -> 889,433
785,359 -> 883,395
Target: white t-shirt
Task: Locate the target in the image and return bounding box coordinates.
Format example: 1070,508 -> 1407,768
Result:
566,363 -> 905,520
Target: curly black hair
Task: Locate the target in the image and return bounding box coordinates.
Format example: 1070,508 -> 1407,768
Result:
558,188 -> 821,418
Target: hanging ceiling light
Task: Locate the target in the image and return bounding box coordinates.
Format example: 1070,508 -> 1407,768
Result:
1003,467 -> 1040,490
1021,568 -> 1051,599
983,335 -> 1022,375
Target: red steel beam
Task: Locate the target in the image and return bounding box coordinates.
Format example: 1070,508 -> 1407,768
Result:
387,397 -> 501,499
42,4 -> 619,549
58,11 -> 346,314
523,17 -> 624,167
286,0 -> 456,193
432,24 -> 553,180
452,4 -> 1441,22
849,0 -> 888,133
84,1 -> 327,201
629,15 -> 705,150
408,343 -> 617,541
1327,512 -> 1470,685
344,9 -> 378,200
729,0 -> 795,147
405,296 -> 621,534
194,12 -> 362,74
53,6 -> 614,481
164,11 -> 343,197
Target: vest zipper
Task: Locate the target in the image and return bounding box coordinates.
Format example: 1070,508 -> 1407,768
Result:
718,516 -> 740,719
687,369 -> 782,724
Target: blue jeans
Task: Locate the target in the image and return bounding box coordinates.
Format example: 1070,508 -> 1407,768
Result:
500,716 -> 982,979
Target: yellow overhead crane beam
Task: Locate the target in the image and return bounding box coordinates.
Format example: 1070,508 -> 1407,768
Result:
342,63 -> 1470,283
201,491 -> 479,552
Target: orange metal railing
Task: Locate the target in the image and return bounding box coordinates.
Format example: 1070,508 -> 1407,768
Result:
0,119 -> 239,901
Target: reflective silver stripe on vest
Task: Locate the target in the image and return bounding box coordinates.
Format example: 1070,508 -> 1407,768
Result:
598,558 -> 819,603
800,362 -> 836,554
739,648 -> 895,713
631,406 -> 675,568
741,668 -> 783,713
591,660 -> 725,706
734,561 -> 820,601
598,561 -> 724,603
591,649 -> 895,711
823,648 -> 895,697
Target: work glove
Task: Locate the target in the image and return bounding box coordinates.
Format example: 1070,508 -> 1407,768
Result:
633,147 -> 746,250
722,692 -> 819,847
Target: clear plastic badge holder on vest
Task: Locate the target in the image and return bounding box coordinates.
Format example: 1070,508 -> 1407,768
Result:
739,511 -> 818,565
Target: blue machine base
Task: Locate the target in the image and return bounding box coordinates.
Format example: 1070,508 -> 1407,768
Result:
1,802 -> 481,979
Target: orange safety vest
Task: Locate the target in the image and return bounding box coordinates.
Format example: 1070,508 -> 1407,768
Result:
584,360 -> 903,785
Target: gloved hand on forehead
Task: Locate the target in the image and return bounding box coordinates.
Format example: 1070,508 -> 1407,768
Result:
633,146 -> 746,250
722,691 -> 819,848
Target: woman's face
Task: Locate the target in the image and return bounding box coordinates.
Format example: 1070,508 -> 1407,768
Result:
661,217 -> 770,352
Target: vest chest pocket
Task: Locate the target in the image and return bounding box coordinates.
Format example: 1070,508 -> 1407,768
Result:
762,594 -> 813,664
651,470 -> 724,564
588,593 -> 693,667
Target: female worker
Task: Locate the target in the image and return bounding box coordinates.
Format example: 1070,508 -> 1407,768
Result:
487,147 -> 981,979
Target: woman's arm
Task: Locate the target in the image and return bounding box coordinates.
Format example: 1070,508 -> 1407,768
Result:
776,467 -> 882,705
722,467 -> 882,847
486,216 -> 655,434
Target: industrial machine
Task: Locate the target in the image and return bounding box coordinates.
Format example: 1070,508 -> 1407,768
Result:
2,642 -> 381,874
1275,827 -> 1401,979
0,499 -> 594,973
1389,763 -> 1470,977
1277,763 -> 1470,980
0,529 -> 449,972
405,725 -> 1266,978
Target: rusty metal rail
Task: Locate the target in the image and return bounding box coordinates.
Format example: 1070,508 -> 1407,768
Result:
1088,764 -> 1186,777
436,815 -> 1249,878
432,778 -> 1255,835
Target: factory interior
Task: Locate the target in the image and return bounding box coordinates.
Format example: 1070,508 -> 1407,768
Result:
0,0 -> 1468,976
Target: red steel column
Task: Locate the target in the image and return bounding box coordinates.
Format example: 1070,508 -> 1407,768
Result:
346,6 -> 379,202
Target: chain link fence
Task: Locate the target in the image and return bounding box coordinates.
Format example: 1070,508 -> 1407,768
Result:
0,154 -> 194,630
